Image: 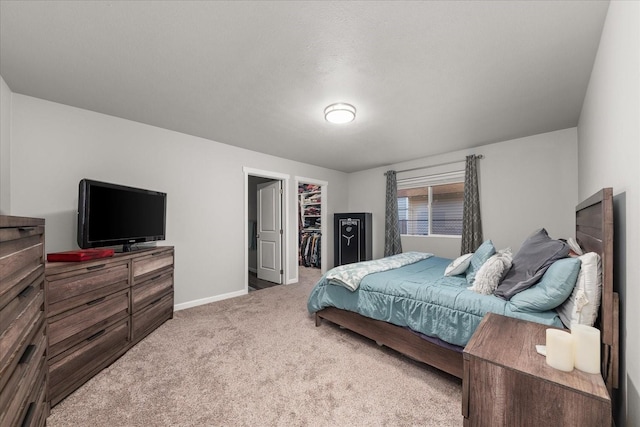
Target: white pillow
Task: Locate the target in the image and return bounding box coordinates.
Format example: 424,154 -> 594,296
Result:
468,249 -> 513,295
556,252 -> 602,328
444,253 -> 473,276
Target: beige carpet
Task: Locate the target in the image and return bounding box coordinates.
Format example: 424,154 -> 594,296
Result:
47,267 -> 463,426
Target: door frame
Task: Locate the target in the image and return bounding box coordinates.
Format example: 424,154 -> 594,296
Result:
295,176 -> 328,279
244,167 -> 290,293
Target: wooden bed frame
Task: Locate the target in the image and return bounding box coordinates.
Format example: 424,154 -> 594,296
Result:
315,187 -> 619,395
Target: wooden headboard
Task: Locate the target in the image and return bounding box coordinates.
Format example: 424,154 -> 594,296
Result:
575,187 -> 618,395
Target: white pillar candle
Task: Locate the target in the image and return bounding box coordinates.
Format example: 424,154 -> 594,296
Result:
546,329 -> 574,372
572,324 -> 601,374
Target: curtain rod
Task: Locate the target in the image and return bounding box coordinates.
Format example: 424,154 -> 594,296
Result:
384,154 -> 483,175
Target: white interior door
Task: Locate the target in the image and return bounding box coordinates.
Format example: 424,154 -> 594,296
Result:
257,180 -> 282,283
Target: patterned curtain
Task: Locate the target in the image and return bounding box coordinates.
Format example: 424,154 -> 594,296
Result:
384,170 -> 403,256
461,155 -> 483,254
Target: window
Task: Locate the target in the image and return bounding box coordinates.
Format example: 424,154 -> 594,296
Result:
397,172 -> 464,236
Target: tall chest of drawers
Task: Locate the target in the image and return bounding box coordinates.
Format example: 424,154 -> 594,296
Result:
45,246 -> 174,407
0,215 -> 48,427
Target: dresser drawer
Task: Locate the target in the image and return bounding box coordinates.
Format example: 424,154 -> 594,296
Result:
0,226 -> 44,303
47,262 -> 129,316
132,267 -> 173,312
0,273 -> 43,343
0,319 -> 46,397
21,374 -> 48,427
0,343 -> 47,427
48,288 -> 130,358
132,292 -> 173,343
2,363 -> 46,427
0,263 -> 43,313
49,317 -> 130,406
133,249 -> 174,279
0,289 -> 44,378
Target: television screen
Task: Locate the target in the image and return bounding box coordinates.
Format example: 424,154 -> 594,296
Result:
78,179 -> 166,251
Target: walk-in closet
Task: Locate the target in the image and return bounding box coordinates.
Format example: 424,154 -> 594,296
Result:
298,183 -> 321,269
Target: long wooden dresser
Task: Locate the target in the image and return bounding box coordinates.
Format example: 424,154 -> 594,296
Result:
45,246 -> 174,406
0,215 -> 48,427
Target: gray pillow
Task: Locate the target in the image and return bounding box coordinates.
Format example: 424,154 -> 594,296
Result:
494,228 -> 570,300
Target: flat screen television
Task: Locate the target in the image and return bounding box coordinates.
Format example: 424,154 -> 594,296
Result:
77,179 -> 167,252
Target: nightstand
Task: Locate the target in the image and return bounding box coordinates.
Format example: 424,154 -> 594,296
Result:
462,313 -> 611,426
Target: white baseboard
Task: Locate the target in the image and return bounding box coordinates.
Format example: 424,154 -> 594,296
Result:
248,267 -> 257,274
174,289 -> 247,312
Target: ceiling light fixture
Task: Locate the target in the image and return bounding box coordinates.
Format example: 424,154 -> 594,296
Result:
324,103 -> 356,124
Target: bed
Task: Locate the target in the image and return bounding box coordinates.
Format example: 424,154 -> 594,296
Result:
308,188 -> 619,396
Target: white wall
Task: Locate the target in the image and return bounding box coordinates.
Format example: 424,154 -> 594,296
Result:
0,75 -> 11,214
8,94 -> 349,306
577,1 -> 639,425
348,128 -> 578,260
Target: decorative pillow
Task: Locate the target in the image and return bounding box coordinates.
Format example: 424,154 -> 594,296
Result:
556,252 -> 602,328
494,229 -> 570,300
509,257 -> 581,312
444,253 -> 473,276
465,240 -> 496,285
468,249 -> 513,295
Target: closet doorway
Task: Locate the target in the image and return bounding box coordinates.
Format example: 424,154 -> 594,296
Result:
296,177 -> 328,281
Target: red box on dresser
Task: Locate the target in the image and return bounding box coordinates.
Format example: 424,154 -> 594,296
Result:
46,248 -> 114,263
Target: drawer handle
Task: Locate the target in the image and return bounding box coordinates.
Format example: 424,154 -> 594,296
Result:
18,285 -> 34,299
20,402 -> 35,427
86,329 -> 106,342
19,344 -> 36,365
86,296 -> 106,306
150,297 -> 163,305
86,264 -> 106,271
18,226 -> 36,232
150,274 -> 162,281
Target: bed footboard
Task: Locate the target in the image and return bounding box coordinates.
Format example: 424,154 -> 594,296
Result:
315,308 -> 463,379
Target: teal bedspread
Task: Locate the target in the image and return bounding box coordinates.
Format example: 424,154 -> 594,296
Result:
307,256 -> 564,347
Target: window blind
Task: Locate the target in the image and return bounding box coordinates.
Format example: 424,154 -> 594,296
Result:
397,170 -> 465,190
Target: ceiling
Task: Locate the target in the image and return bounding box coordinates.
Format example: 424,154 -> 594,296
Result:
0,1 -> 609,173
